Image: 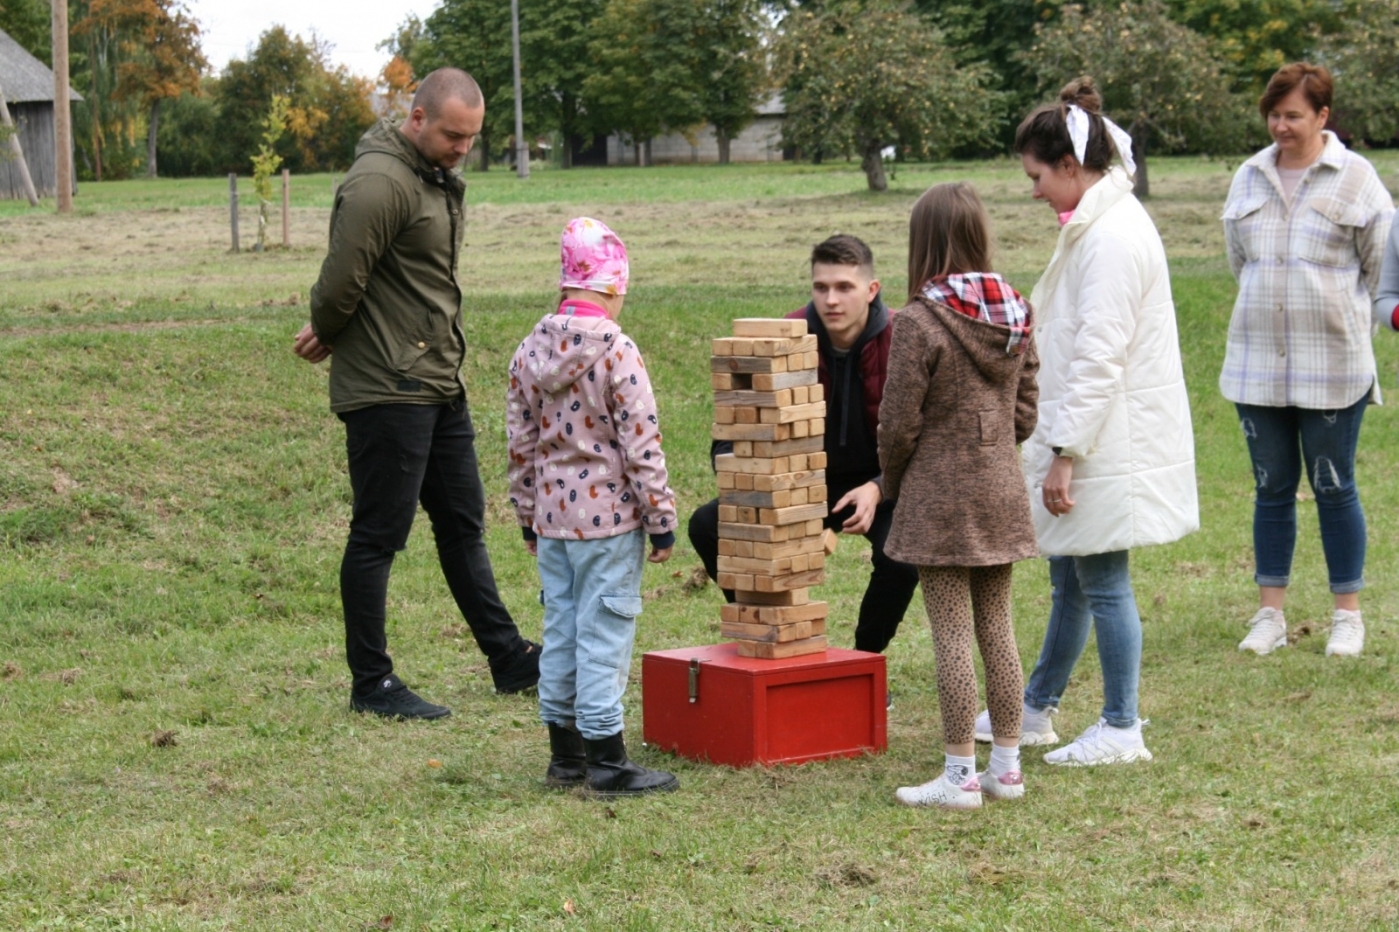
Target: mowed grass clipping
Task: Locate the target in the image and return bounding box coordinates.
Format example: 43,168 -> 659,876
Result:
2,156 -> 1398,931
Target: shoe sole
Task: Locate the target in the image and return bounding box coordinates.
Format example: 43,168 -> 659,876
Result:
978,782 -> 1025,802
1325,646 -> 1363,657
894,790 -> 982,810
1043,747 -> 1153,767
1239,636 -> 1287,655
582,779 -> 680,799
974,729 -> 1058,746
349,704 -> 451,720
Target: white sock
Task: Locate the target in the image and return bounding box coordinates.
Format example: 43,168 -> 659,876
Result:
989,744 -> 1020,777
944,754 -> 976,786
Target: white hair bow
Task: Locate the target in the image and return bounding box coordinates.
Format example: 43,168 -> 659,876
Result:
1065,104 -> 1137,178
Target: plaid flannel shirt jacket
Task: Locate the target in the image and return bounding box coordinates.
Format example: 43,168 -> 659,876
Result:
1220,131 -> 1394,409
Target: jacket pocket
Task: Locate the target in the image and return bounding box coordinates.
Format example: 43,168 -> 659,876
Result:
600,595 -> 643,620
393,339 -> 432,372
1300,197 -> 1367,268
978,411 -> 998,446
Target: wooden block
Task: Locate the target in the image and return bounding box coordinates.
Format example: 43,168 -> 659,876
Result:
805,518 -> 824,536
721,620 -> 813,643
733,318 -> 807,338
759,402 -> 828,425
717,471 -> 736,490
734,406 -> 758,424
751,568 -> 826,592
736,636 -> 828,659
734,588 -> 810,605
712,337 -> 734,356
720,488 -> 793,509
749,337 -> 814,358
715,454 -> 791,475
718,538 -> 754,558
791,419 -> 809,439
751,436 -> 824,458
789,454 -> 808,472
714,405 -> 736,425
732,441 -> 753,457
713,389 -> 793,408
810,384 -> 825,403
721,600 -> 828,624
719,522 -> 782,543
734,506 -> 758,524
711,355 -> 787,374
711,423 -> 792,442
809,485 -> 827,503
717,504 -> 739,523
734,472 -> 754,490
791,385 -> 808,405
752,536 -> 826,560
719,555 -> 799,576
717,572 -> 755,591
759,502 -> 828,527
752,468 -> 824,492
711,372 -> 738,390
751,369 -> 818,391
823,528 -> 839,554
803,350 -> 819,369
810,418 -> 825,436
790,487 -> 809,506
809,452 -> 827,469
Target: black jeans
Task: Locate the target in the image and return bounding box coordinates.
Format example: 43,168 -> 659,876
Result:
686,485 -> 919,653
339,401 -> 525,694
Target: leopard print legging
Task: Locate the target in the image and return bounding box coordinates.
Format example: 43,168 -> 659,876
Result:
917,564 -> 1023,745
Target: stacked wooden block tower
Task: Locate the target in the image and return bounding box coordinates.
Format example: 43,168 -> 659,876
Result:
710,318 -> 830,659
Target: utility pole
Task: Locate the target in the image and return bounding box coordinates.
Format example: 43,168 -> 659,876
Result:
511,0 -> 528,179
51,0 -> 73,213
0,82 -> 40,206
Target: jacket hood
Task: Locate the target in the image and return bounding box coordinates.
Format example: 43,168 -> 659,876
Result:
518,313 -> 622,395
356,118 -> 466,194
919,298 -> 1031,383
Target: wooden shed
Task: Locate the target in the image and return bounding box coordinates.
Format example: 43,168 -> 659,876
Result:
1,27 -> 81,200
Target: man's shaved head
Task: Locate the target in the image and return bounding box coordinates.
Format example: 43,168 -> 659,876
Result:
411,68 -> 483,120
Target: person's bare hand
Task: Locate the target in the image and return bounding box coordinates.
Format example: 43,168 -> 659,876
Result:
833,481 -> 882,535
1042,455 -> 1076,517
524,539 -> 537,557
648,545 -> 673,564
292,323 -> 332,363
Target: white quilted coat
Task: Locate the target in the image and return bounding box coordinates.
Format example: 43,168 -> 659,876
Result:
1023,168 -> 1200,556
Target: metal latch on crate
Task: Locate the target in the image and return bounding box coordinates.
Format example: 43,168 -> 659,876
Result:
688,658 -> 703,703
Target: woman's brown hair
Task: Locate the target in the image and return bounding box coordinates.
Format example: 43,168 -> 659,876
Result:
906,182 -> 993,302
1259,62 -> 1333,120
1013,76 -> 1114,172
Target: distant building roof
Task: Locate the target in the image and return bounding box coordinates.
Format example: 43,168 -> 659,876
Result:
0,28 -> 83,104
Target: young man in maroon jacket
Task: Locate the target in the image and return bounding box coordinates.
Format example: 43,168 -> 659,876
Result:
687,235 -> 919,654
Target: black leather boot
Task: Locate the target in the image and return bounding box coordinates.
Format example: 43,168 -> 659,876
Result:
582,732 -> 679,798
545,721 -> 587,789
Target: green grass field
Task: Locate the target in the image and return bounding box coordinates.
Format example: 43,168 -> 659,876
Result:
2,155 -> 1398,931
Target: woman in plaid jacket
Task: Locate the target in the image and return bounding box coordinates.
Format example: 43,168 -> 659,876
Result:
1222,63 -> 1394,660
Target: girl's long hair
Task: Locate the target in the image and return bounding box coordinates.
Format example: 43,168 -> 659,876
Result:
906,182 -> 993,302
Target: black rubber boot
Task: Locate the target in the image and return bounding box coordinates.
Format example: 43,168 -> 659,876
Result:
545,721 -> 587,789
582,732 -> 679,798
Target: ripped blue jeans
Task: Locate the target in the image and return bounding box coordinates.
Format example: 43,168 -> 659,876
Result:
1236,395 -> 1368,594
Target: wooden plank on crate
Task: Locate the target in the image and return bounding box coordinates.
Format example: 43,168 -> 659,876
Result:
711,422 -> 792,442
736,636 -> 828,659
721,620 -> 814,643
751,369 -> 819,391
751,436 -> 824,458
751,568 -> 826,592
711,354 -> 787,374
759,402 -> 828,425
721,600 -> 828,624
759,502 -> 828,527
715,454 -> 791,475
713,389 -> 793,408
719,488 -> 792,509
752,468 -> 825,492
733,318 -> 807,338
733,588 -> 810,606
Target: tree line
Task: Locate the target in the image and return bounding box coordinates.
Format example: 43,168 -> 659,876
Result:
2,0 -> 1396,189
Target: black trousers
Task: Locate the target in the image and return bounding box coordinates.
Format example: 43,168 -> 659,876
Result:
686,485 -> 919,654
338,401 -> 525,694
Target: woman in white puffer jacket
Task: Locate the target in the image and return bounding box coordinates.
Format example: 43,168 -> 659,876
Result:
974,77 -> 1199,767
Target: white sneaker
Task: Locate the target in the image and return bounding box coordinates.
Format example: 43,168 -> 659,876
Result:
974,702 -> 1059,746
895,774 -> 983,809
1325,610 -> 1364,657
1043,718 -> 1153,767
1239,607 -> 1287,655
978,770 -> 1025,801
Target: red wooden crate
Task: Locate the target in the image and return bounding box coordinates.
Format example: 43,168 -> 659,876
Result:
641,642 -> 886,767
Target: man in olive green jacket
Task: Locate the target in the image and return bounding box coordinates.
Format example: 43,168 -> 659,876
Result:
293,68 -> 538,719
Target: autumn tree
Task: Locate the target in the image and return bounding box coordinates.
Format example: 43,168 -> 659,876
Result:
777,1 -> 1002,191
1018,0 -> 1251,198
1164,0 -> 1347,91
1316,0 -> 1399,144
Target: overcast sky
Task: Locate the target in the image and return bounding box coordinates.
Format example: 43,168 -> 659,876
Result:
183,0 -> 441,80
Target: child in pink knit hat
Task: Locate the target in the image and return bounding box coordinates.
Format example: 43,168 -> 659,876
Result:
506,217 -> 679,798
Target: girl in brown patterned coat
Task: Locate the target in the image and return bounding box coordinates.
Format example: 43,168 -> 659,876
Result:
879,183 -> 1040,809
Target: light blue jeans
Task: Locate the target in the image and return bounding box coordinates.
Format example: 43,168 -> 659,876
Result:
1024,550 -> 1141,729
537,532 -> 646,740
